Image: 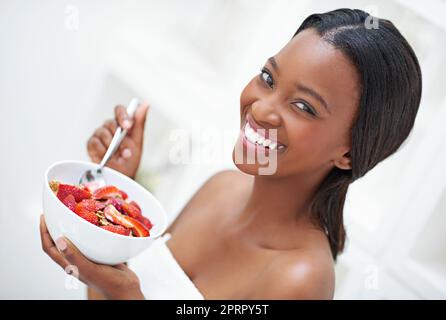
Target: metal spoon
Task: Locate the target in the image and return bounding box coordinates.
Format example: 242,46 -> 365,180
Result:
79,98 -> 140,188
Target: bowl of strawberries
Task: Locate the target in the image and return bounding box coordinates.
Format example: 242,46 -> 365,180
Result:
42,160 -> 168,265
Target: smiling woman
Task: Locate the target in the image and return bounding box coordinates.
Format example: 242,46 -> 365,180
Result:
233,8 -> 421,266
41,8 -> 422,300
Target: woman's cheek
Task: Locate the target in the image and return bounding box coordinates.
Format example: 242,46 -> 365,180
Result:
288,123 -> 331,162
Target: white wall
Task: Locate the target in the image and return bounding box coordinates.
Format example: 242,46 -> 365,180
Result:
0,0 -> 445,299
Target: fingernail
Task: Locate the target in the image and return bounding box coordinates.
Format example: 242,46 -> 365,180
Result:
122,148 -> 132,159
56,237 -> 67,252
122,120 -> 132,129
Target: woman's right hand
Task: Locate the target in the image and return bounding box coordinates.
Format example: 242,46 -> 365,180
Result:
87,103 -> 150,179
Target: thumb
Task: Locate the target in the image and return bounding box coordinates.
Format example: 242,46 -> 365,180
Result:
129,103 -> 149,146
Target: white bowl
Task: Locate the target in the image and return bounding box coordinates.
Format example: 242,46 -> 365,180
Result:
42,160 -> 168,265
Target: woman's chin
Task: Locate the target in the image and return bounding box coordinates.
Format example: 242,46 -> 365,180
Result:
232,158 -> 262,175
232,142 -> 279,176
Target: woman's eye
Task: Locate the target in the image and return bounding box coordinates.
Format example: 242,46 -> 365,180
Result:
293,101 -> 316,116
260,69 -> 274,88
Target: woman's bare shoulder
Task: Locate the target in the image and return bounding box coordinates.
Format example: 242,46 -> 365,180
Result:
249,247 -> 335,299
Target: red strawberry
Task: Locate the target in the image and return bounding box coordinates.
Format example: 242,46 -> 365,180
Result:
121,202 -> 142,220
93,186 -> 120,200
79,211 -> 99,225
141,216 -> 153,230
76,199 -> 96,210
104,205 -> 150,237
100,225 -> 131,236
103,205 -> 130,226
95,201 -> 107,211
62,194 -> 76,212
74,199 -> 98,216
105,197 -> 125,213
57,184 -> 91,202
118,190 -> 128,200
128,217 -> 150,237
130,201 -> 141,212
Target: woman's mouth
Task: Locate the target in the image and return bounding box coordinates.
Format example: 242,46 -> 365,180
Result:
241,115 -> 287,152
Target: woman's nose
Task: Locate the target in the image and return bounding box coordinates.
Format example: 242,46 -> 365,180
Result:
251,99 -> 282,127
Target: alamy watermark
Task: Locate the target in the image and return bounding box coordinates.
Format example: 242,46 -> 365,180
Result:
64,264 -> 80,290
168,124 -> 278,175
364,264 -> 379,290
64,5 -> 79,31
364,5 -> 380,30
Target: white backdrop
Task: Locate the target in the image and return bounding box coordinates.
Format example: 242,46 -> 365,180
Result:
0,0 -> 445,299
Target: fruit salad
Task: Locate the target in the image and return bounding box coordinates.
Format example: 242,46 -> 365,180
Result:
49,180 -> 153,237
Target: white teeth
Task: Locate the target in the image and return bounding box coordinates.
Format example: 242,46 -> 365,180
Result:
269,142 -> 277,150
245,125 -> 258,144
253,132 -> 260,140
244,125 -> 249,137
244,122 -> 284,150
248,134 -> 257,144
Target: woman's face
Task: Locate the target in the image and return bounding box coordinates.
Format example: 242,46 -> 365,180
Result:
232,28 -> 361,177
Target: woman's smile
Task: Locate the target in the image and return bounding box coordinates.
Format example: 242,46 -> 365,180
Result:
239,113 -> 288,156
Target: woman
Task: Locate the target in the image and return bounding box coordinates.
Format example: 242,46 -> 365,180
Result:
40,8 -> 422,299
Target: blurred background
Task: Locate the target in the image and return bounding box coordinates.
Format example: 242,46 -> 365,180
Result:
1,0 -> 445,299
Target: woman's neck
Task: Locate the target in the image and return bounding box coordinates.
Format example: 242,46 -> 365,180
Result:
236,168 -> 330,242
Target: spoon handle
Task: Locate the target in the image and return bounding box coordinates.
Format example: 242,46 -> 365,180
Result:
98,98 -> 140,170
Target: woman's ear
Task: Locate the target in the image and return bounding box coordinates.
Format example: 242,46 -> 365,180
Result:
333,151 -> 352,170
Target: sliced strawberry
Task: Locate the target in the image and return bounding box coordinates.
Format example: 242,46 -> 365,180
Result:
130,201 -> 141,212
95,201 -> 107,211
104,205 -> 150,237
141,216 -> 153,231
100,225 -> 131,236
57,184 -> 91,202
118,190 -> 128,200
105,197 -> 124,213
61,194 -> 76,212
79,211 -> 99,225
104,204 -> 132,227
74,199 -> 95,215
121,202 -> 142,220
93,186 -> 120,200
130,218 -> 150,237
74,199 -> 104,216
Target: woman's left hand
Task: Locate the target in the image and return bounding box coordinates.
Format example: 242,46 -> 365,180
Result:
39,214 -> 145,300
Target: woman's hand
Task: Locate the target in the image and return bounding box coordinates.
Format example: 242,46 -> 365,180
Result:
87,103 -> 150,179
39,215 -> 145,300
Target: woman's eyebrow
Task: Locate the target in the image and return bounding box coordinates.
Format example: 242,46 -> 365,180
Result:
296,84 -> 331,114
267,57 -> 279,73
